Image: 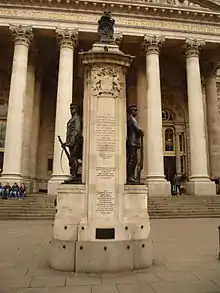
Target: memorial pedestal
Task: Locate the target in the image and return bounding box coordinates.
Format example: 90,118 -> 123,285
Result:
49,185 -> 152,272
49,41 -> 153,273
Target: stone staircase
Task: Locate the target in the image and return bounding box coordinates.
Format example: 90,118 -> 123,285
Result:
0,193 -> 56,220
148,195 -> 220,219
1,193 -> 220,220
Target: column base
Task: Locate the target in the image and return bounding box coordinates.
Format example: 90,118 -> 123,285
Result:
1,174 -> 23,186
22,177 -> 32,193
30,178 -> 39,193
49,238 -> 152,273
186,180 -> 216,196
48,175 -> 69,195
147,179 -> 171,197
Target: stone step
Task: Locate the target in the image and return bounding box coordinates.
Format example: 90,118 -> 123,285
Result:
1,194 -> 220,220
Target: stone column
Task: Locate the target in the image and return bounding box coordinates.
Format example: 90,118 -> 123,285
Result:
21,52 -> 36,191
137,59 -> 147,180
30,74 -> 41,192
48,29 -> 78,195
204,64 -> 220,178
2,25 -> 33,184
143,35 -> 170,196
185,39 -> 216,195
175,132 -> 181,175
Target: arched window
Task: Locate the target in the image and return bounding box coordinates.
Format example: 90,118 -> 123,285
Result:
162,109 -> 174,121
165,128 -> 174,151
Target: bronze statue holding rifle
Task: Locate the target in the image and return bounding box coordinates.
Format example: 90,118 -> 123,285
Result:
126,105 -> 144,184
58,103 -> 83,184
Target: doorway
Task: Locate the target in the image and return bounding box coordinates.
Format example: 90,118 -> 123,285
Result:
164,156 -> 176,182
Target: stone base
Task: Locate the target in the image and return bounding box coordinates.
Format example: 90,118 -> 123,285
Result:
147,180 -> 171,197
49,238 -> 152,273
1,174 -> 23,186
50,184 -> 153,273
186,180 -> 216,196
47,175 -> 69,195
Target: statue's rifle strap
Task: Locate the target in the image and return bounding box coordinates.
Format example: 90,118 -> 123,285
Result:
57,135 -> 71,174
57,135 -> 70,161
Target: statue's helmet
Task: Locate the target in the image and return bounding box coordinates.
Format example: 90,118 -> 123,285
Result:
70,103 -> 80,112
128,105 -> 137,113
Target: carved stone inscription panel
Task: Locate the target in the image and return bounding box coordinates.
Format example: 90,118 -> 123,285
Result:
96,115 -> 116,159
94,91 -> 117,218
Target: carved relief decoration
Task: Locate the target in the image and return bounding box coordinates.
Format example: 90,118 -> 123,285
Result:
56,28 -> 78,49
9,25 -> 33,46
91,66 -> 122,98
184,39 -> 205,58
161,84 -> 187,122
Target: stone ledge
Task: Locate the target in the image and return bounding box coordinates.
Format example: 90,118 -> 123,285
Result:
49,238 -> 152,273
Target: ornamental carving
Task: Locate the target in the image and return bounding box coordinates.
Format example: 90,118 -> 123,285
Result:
184,39 -> 205,58
143,35 -> 165,55
56,28 -> 78,49
9,25 -> 33,46
91,66 -> 121,98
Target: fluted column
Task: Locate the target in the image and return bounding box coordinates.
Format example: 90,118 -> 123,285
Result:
2,25 -> 33,184
48,29 -> 78,195
175,133 -> 181,175
143,35 -> 170,196
21,51 -> 37,191
30,72 -> 41,192
185,39 -> 216,195
205,63 -> 220,177
137,59 -> 147,180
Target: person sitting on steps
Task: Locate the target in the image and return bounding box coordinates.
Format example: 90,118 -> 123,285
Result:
9,183 -> 20,199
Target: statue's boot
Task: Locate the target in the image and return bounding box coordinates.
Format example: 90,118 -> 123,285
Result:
127,177 -> 139,184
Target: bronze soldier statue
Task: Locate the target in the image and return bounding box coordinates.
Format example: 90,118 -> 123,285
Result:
59,103 -> 83,184
126,105 -> 144,184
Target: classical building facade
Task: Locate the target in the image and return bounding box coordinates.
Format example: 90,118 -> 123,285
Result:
0,0 -> 220,196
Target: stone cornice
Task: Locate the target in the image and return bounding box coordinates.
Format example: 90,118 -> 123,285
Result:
1,1 -> 220,24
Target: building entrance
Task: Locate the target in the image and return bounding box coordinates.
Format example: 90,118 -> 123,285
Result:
162,109 -> 187,182
164,156 -> 176,182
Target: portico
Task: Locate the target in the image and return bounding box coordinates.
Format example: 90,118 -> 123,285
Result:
0,0 -> 219,196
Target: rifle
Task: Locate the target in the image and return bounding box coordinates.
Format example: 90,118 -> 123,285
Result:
136,135 -> 144,183
58,135 -> 70,161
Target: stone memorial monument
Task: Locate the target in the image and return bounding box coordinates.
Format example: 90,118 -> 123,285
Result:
49,11 -> 152,273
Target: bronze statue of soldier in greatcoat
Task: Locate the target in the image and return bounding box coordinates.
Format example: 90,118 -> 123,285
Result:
59,103 -> 83,184
126,105 -> 144,184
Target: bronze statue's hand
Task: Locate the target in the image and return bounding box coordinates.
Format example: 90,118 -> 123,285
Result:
141,130 -> 144,137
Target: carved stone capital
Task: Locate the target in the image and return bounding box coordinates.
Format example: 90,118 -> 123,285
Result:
56,28 -> 78,49
184,39 -> 205,58
9,25 -> 33,46
143,35 -> 165,55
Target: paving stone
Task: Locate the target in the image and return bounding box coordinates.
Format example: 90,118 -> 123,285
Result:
66,275 -> 101,286
91,285 -> 119,293
136,271 -> 160,283
17,288 -> 91,293
30,276 -> 66,288
101,273 -> 137,285
117,283 -> 155,293
150,281 -> 220,293
0,276 -> 33,289
154,271 -> 199,282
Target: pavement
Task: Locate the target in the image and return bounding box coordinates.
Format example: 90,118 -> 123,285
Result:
0,218 -> 220,293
